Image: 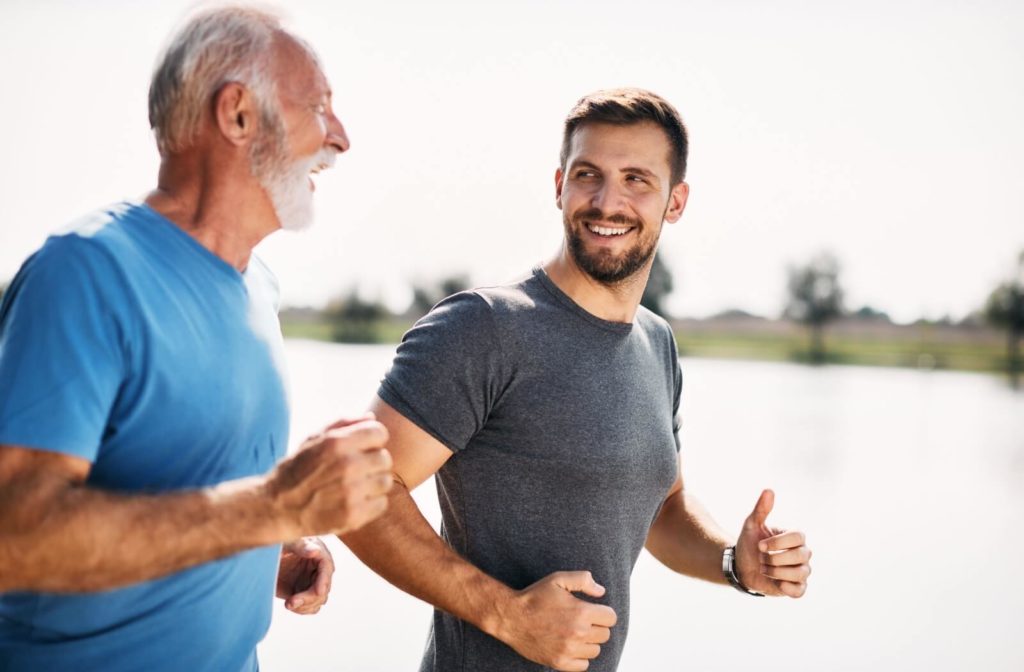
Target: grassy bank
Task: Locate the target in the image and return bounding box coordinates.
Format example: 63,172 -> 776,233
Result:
675,330 -> 1007,372
672,317 -> 1012,374
281,314 -> 1016,376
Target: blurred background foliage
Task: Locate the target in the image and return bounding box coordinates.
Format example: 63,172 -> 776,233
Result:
270,248 -> 1024,381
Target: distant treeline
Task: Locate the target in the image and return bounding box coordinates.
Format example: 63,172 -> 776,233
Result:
280,249 -> 1024,380
4,249 -> 1021,379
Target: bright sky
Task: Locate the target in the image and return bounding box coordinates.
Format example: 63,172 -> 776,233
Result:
1,0 -> 1021,322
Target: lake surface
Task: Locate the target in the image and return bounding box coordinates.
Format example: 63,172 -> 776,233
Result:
258,340 -> 1024,671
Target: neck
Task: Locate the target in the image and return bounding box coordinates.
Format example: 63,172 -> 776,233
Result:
145,152 -> 280,271
543,243 -> 652,323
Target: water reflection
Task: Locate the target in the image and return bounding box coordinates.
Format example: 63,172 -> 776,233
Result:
259,341 -> 1024,672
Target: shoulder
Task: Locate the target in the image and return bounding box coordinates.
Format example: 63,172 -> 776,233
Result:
33,202 -> 148,279
635,305 -> 677,344
15,228 -> 122,297
1,206 -> 144,326
424,272 -> 534,325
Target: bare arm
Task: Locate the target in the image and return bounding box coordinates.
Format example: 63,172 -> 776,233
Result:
644,467 -> 731,584
0,418 -> 393,593
340,397 -> 616,672
645,463 -> 812,598
339,399 -> 515,638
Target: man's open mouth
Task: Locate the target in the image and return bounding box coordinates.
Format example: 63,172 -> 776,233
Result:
587,222 -> 634,237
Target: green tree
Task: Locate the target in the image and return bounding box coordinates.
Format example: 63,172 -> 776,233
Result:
641,251 -> 674,318
325,289 -> 388,343
984,250 -> 1024,381
410,274 -> 471,317
785,252 -> 844,364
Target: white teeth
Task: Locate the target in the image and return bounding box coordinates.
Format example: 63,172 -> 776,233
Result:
587,223 -> 631,237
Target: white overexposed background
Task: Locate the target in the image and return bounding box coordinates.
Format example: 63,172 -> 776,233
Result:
1,0 -> 1022,322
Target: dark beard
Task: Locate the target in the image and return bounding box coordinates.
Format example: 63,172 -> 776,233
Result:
566,209 -> 658,285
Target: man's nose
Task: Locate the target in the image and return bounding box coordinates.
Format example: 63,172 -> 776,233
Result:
325,113 -> 350,153
590,181 -> 626,214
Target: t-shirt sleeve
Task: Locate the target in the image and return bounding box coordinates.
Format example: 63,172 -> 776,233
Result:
377,291 -> 508,453
0,236 -> 129,461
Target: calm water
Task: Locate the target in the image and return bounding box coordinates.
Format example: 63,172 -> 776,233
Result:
258,340 -> 1024,671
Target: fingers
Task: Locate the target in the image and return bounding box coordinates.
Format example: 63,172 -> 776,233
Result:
280,538 -> 335,615
749,488 -> 774,527
337,448 -> 394,488
286,588 -> 321,614
760,563 -> 810,583
339,488 -> 390,532
586,625 -> 611,644
587,604 -> 617,628
777,580 -> 808,598
322,421 -> 390,456
554,571 -> 605,598
556,644 -> 603,672
762,546 -> 811,566
572,644 -> 601,661
302,413 -> 377,444
758,530 -> 806,553
756,529 -> 811,600
312,546 -> 334,597
271,421 -> 394,536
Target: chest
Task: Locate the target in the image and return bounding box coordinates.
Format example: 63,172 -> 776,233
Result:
465,334 -> 678,500
89,275 -> 288,490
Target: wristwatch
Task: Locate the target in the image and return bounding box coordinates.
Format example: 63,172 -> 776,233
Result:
722,546 -> 764,597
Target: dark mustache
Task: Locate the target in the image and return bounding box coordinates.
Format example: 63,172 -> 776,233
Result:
574,208 -> 641,228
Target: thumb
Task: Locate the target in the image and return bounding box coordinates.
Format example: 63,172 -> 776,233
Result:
555,571 -> 606,598
748,488 -> 775,527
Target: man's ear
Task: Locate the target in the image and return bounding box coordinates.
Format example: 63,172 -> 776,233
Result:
554,167 -> 564,210
213,82 -> 258,147
664,181 -> 689,224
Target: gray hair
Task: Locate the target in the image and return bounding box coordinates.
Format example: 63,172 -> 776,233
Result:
148,6 -> 286,155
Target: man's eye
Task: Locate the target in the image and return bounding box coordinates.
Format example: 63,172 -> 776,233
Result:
312,103 -> 327,115
627,175 -> 647,184
575,171 -> 596,179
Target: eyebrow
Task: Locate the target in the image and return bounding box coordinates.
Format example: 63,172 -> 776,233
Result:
570,159 -> 657,179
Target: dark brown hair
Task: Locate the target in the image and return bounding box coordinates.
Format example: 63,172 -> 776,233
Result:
560,88 -> 689,184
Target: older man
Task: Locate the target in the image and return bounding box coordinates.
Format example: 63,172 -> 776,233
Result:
0,7 -> 392,671
342,89 -> 813,671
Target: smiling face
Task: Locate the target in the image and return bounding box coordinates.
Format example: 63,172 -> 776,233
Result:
557,121 -> 688,285
250,35 -> 350,231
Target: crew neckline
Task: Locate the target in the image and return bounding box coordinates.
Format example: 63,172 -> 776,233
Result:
532,266 -> 634,334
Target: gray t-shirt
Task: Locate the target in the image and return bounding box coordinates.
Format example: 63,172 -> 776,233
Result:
379,267 -> 682,672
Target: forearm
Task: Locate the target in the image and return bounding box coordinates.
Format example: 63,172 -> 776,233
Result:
340,483 -> 515,640
644,489 -> 732,584
0,474 -> 287,593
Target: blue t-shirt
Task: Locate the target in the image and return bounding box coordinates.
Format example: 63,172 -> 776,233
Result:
0,202 -> 290,671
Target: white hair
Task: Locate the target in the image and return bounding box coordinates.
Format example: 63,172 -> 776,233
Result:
148,6 -> 287,155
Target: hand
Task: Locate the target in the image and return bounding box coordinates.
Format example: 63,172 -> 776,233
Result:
498,571 -> 618,672
265,416 -> 393,538
735,489 -> 812,598
277,537 -> 334,614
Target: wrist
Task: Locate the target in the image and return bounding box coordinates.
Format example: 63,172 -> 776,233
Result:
208,475 -> 295,546
722,546 -> 763,597
476,580 -> 520,644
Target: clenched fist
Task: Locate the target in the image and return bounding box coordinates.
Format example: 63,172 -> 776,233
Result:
265,416 -> 393,539
497,571 -> 618,672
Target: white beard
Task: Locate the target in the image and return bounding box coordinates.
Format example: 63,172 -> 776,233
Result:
261,147 -> 337,232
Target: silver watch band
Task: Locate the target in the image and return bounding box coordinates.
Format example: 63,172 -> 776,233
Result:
722,545 -> 764,597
